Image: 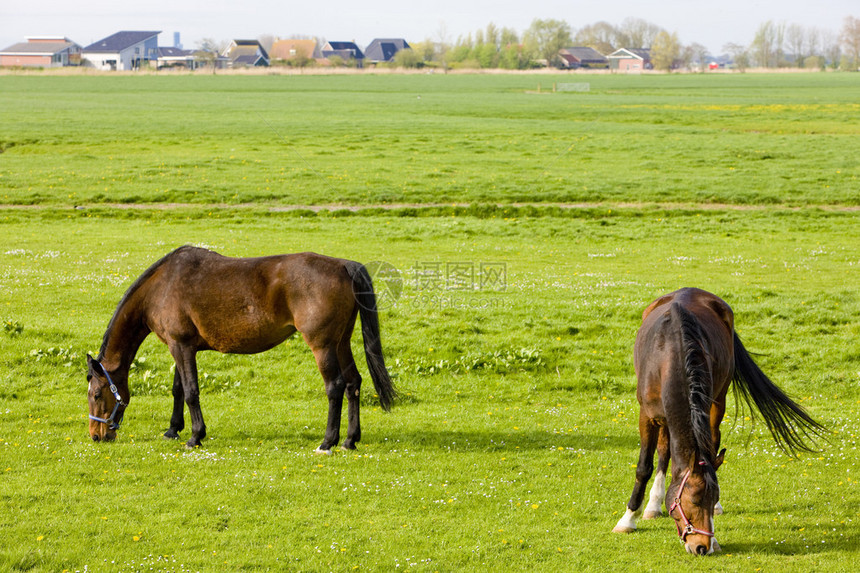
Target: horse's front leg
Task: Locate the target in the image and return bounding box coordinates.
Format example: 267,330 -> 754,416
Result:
643,424 -> 670,519
711,396 -> 727,517
163,368 -> 185,439
312,346 -> 345,454
613,414 -> 659,533
170,345 -> 206,448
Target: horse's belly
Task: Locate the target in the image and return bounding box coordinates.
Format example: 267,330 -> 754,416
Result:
195,307 -> 295,354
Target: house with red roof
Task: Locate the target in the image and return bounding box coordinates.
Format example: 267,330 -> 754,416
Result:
0,37 -> 81,67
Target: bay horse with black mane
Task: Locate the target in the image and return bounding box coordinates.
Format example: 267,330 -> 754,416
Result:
613,288 -> 824,555
87,246 -> 396,453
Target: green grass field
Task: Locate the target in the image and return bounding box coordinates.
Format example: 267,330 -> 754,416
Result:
1,72 -> 858,207
0,72 -> 859,571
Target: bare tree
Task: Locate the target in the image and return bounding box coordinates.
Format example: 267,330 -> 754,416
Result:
840,16 -> 860,70
822,30 -> 842,68
620,17 -> 664,48
688,42 -> 710,71
724,42 -> 750,72
574,21 -> 619,54
785,24 -> 806,66
195,38 -> 228,73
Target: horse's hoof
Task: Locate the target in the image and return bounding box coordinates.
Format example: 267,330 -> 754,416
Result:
714,502 -> 724,515
711,538 -> 722,553
163,429 -> 180,440
185,439 -> 201,449
314,447 -> 333,456
643,510 -> 663,520
612,525 -> 635,534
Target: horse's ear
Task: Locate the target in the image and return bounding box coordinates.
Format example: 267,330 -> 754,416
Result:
87,355 -> 104,376
715,448 -> 726,469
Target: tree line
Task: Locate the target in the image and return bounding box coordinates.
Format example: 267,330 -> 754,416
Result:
402,16 -> 860,71
218,15 -> 860,71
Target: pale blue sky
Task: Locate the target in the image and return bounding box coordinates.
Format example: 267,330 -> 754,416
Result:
1,0 -> 856,55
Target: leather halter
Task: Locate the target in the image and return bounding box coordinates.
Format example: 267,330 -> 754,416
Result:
669,462 -> 715,541
88,361 -> 126,431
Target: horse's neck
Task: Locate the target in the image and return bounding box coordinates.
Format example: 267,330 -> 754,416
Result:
100,298 -> 151,377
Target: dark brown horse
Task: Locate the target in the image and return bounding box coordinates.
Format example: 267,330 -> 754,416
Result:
87,246 -> 396,452
613,288 -> 823,555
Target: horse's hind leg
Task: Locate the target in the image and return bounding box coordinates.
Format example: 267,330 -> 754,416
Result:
613,414 -> 659,533
338,336 -> 362,450
312,346 -> 346,454
163,368 -> 185,439
643,424 -> 670,519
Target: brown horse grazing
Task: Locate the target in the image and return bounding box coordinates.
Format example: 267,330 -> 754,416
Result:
87,246 -> 396,452
612,288 -> 824,555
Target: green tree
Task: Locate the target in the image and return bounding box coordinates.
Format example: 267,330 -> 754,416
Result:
523,18 -> 572,67
651,31 -> 680,71
751,21 -> 785,67
392,48 -> 422,68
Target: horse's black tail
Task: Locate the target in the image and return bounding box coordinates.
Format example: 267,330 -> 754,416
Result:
346,262 -> 397,411
672,303 -> 717,469
732,332 -> 825,455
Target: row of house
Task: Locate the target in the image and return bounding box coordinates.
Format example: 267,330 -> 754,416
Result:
0,31 -> 412,71
0,30 -> 650,72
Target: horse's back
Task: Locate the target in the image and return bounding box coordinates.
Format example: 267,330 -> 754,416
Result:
144,247 -> 358,353
635,288 -> 735,405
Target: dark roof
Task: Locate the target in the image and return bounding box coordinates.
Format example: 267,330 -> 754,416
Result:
158,47 -> 193,58
325,41 -> 364,58
562,47 -> 607,63
84,31 -> 160,53
233,54 -> 267,66
1,40 -> 77,55
364,38 -> 410,62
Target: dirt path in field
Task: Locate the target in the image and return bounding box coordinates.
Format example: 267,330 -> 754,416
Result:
2,202 -> 859,212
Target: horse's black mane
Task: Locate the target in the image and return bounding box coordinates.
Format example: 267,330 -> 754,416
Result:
98,246 -> 196,360
673,303 -> 719,486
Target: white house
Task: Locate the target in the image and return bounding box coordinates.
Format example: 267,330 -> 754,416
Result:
83,31 -> 160,71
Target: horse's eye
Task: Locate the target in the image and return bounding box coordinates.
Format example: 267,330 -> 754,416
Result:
94,391 -> 102,400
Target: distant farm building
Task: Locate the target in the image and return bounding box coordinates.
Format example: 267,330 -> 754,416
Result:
157,47 -> 201,70
607,48 -> 651,72
322,41 -> 365,66
83,31 -> 160,71
364,38 -> 410,64
269,39 -> 318,64
224,39 -> 269,67
0,37 -> 81,67
559,47 -> 608,69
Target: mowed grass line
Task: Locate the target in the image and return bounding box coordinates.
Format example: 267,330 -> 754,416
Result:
0,209 -> 857,571
0,73 -> 858,207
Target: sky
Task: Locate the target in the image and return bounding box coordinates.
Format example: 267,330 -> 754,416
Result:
1,0 -> 855,56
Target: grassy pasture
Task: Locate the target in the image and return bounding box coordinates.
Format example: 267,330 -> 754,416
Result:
0,208 -> 858,572
1,72 -> 859,207
0,73 -> 859,571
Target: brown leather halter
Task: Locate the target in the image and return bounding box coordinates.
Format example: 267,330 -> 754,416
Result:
668,463 -> 715,541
